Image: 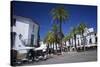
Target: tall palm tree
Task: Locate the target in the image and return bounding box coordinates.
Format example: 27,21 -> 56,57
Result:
51,6 -> 69,53
77,23 -> 86,51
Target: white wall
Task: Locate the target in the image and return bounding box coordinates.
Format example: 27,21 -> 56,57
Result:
13,20 -> 29,53
15,20 -> 29,40
91,35 -> 96,44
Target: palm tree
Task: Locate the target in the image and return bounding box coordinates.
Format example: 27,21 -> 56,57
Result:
44,31 -> 56,54
51,24 -> 59,54
44,31 -> 52,54
71,26 -> 79,51
63,36 -> 67,47
63,35 -> 71,51
77,23 -> 86,51
68,31 -> 74,51
67,33 -> 73,51
51,6 -> 69,53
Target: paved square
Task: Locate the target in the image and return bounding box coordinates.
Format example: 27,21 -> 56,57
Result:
24,49 -> 97,66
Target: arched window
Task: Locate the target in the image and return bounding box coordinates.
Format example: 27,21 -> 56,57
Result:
89,38 -> 92,44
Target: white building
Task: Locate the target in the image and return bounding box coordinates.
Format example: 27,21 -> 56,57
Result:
11,16 -> 39,54
83,28 -> 97,47
65,27 -> 97,49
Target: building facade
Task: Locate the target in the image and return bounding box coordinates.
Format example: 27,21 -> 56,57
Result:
66,27 -> 97,49
11,16 -> 39,53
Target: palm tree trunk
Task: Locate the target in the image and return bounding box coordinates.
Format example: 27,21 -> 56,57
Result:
55,43 -> 57,54
60,41 -> 62,54
59,21 -> 62,33
69,39 -> 71,51
74,34 -> 77,51
72,38 -> 74,51
65,41 -> 67,52
47,44 -> 49,55
53,43 -> 55,54
59,19 -> 63,54
72,38 -> 73,49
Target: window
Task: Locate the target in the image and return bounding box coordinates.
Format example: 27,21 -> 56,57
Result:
30,34 -> 34,46
89,38 -> 92,44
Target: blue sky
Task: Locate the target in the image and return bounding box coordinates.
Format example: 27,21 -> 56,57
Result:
12,1 -> 97,40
